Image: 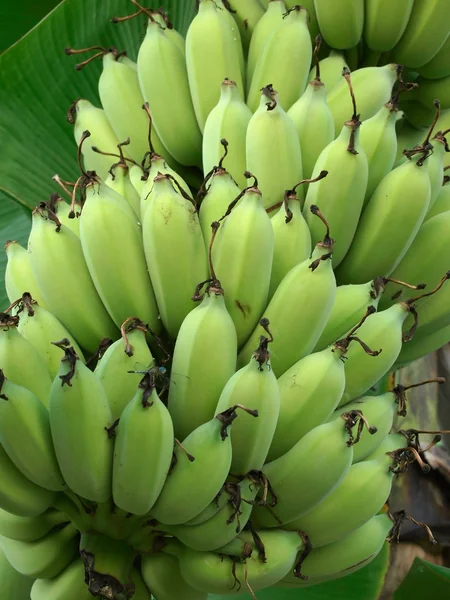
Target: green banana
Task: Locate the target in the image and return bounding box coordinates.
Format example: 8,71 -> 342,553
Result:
393,117 -> 427,168
0,444 -> 55,517
225,0 -> 264,54
46,192 -> 81,237
214,322 -> 279,474
268,180 -> 313,300
336,151 -> 432,284
186,0 -> 244,133
129,164 -> 147,199
0,522 -> 78,580
69,98 -> 121,180
202,79 -> 252,189
267,311 -> 378,462
165,474 -> 261,551
418,34 -> 450,80
0,508 -> 68,542
281,513 -> 392,583
401,273 -> 450,339
80,178 -> 160,332
395,323 -> 450,368
30,558 -> 92,600
308,50 -> 349,94
362,431 -> 407,461
252,412 -> 362,527
131,567 -> 153,600
137,18 -> 202,166
49,342 -> 114,502
112,372 -> 174,515
425,175 -> 450,220
415,76 -> 450,112
247,5 -> 311,112
314,0 -> 364,49
163,529 -> 306,594
0,313 -> 52,407
211,180 -> 274,347
326,64 -> 398,132
168,279 -> 237,441
246,0 -> 286,89
313,277 -> 385,352
149,9 -> 186,55
140,552 -> 208,600
4,240 -> 47,308
245,85 -> 303,213
104,157 -> 141,219
0,547 -> 33,600
142,173 -> 208,338
303,70 -> 368,267
28,203 -> 118,353
364,0 -> 415,52
183,483 -> 232,526
198,162 -> 241,251
288,36 -> 335,181
0,372 -> 65,491
391,0 -> 450,68
150,405 -> 257,525
16,293 -> 84,378
238,207 -> 336,377
95,317 -> 154,422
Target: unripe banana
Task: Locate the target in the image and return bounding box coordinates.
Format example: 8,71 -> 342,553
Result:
69,99 -> 121,180
215,324 -> 279,473
0,522 -> 78,580
246,85 -> 303,213
415,76 -> 450,113
30,558 -> 92,600
246,0 -> 286,88
151,406 -> 257,525
364,0 -> 415,52
391,0 -> 450,69
137,18 -> 202,166
394,117 -> 427,168
142,173 -> 208,338
49,343 -> 114,502
251,412 -> 359,527
362,431 -> 407,461
336,152 -> 432,284
202,79 -> 252,189
303,77 -> 368,267
215,0 -> 246,75
313,277 -> 385,352
183,483 -> 232,526
427,132 -> 448,208
418,34 -> 450,80
198,165 -> 241,251
283,453 -> 394,547
186,0 -> 244,132
308,50 -> 349,94
163,529 -> 305,594
95,318 -> 154,422
129,164 -> 147,198
0,313 -> 52,407
425,176 -> 450,221
225,0 -> 265,54
403,273 -> 450,339
104,159 -> 141,219
112,373 -> 174,515
16,294 -> 84,378
314,0 -> 364,50
247,6 -> 311,112
47,192 -> 81,238
150,9 -> 186,55
141,552 -> 208,600
4,241 -> 47,308
0,547 -> 33,600
0,444 -> 55,517
165,474 -> 260,551
28,203 -> 118,352
268,184 -> 312,300
211,181 -> 274,347
326,64 -> 398,132
168,280 -> 237,441
238,209 -> 336,376
80,178 -> 160,332
395,323 -> 450,368
0,508 -> 68,542
0,372 -> 65,492
288,41 -> 335,181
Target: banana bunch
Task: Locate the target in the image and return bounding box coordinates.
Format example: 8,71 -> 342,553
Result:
2,1 -> 450,598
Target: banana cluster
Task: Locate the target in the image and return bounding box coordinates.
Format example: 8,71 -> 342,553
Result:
1,1 -> 450,599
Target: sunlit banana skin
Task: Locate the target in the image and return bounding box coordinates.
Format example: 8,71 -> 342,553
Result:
138,19 -> 202,167
112,375 -> 174,515
141,552 -> 207,600
307,50 -> 349,94
202,79 -> 251,189
314,0 -> 364,50
246,86 -> 303,213
364,0 -> 415,52
225,0 -> 264,54
4,241 -> 47,308
168,283 -> 237,441
28,205 -> 118,353
247,6 -> 311,112
186,0 -> 244,133
104,163 -> 141,219
142,174 -> 208,338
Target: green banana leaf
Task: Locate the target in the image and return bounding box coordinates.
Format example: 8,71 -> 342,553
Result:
393,557 -> 450,599
0,0 -> 196,309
